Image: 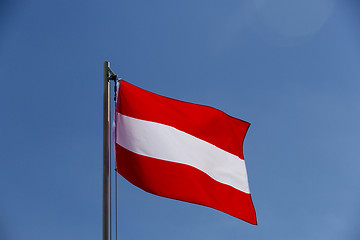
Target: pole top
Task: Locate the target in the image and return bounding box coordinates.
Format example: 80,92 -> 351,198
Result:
104,61 -> 121,82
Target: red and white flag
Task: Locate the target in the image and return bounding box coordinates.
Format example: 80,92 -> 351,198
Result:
114,80 -> 257,224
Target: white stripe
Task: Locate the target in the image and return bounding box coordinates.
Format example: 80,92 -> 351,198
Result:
115,113 -> 250,194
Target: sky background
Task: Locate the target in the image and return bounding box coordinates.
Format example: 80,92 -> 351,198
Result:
1,0 -> 360,239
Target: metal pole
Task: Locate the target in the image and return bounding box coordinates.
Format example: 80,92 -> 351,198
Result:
103,61 -> 110,240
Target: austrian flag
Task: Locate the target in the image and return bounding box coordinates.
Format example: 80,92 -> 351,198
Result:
114,81 -> 257,224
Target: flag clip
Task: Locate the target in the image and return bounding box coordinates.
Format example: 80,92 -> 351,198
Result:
108,74 -> 118,81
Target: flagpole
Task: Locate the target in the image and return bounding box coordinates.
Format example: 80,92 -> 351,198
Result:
103,61 -> 110,240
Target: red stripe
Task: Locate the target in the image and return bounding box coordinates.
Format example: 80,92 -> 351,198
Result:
117,81 -> 250,159
115,144 -> 257,225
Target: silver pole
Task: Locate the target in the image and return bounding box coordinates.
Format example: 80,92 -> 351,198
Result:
103,61 -> 110,240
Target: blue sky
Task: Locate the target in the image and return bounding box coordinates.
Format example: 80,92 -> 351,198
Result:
1,0 -> 360,239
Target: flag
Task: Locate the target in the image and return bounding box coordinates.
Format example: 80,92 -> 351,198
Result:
114,80 -> 257,225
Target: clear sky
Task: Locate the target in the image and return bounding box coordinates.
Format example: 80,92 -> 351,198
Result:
1,0 -> 360,239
